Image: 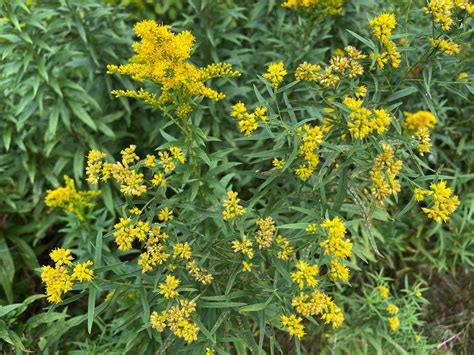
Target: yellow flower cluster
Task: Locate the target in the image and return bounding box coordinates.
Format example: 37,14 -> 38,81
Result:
281,314 -> 305,338
291,290 -> 344,329
378,285 -> 390,298
186,260 -> 214,284
369,13 -> 401,69
276,235 -> 296,261
282,0 -> 344,15
45,175 -> 100,220
295,45 -> 366,88
306,223 -> 317,234
424,0 -> 471,30
230,101 -> 268,136
158,207 -> 174,222
370,144 -> 403,201
41,248 -> 94,303
414,180 -> 460,223
272,158 -> 285,169
231,219 -> 295,270
291,260 -> 319,289
389,316 -> 400,332
387,303 -> 399,314
138,226 -> 170,273
320,217 -> 352,282
223,191 -> 246,220
403,111 -> 437,155
430,38 -> 461,55
107,20 -> 240,117
263,61 -> 287,89
255,217 -> 276,249
232,235 -> 254,259
85,145 -> 185,197
295,124 -> 324,181
343,96 -> 392,139
113,217 -> 150,250
150,299 -> 200,343
172,242 -> 191,261
231,234 -> 254,272
159,275 -> 180,299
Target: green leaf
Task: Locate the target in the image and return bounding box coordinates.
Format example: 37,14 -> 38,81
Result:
0,236 -> 14,303
87,287 -> 96,334
387,86 -> 418,102
3,127 -> 12,151
69,102 -> 97,130
346,29 -> 375,50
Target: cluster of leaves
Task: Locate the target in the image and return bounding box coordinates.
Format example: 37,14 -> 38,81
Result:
0,0 -> 473,354
0,0 -> 152,304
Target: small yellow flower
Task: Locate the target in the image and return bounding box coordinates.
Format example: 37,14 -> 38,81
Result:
291,260 -> 319,289
387,304 -> 399,314
263,61 -> 287,89
159,275 -> 180,299
50,248 -> 74,267
378,285 -> 390,298
158,207 -> 174,221
144,154 -> 156,167
281,314 -> 305,339
173,242 -> 192,260
430,38 -> 460,55
152,172 -> 166,187
169,146 -> 186,164
223,191 -> 246,221
231,235 -> 254,259
71,261 -> 94,282
242,261 -> 252,272
458,72 -> 469,80
272,158 -> 285,169
415,291 -> 422,297
306,223 -> 317,234
388,316 -> 399,331
129,206 -> 141,215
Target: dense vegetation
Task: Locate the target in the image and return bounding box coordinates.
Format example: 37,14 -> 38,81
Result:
0,0 -> 473,353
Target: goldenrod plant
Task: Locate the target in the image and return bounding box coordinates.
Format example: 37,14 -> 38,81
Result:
0,0 -> 473,353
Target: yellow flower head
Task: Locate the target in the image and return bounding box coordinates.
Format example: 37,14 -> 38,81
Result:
431,38 -> 460,55
272,158 -> 286,169
242,261 -> 253,272
255,217 -> 276,249
159,207 -> 174,222
159,275 -> 180,299
41,265 -> 74,303
173,242 -> 192,260
45,175 -> 100,220
281,314 -> 305,338
263,61 -> 287,89
152,172 -> 166,187
231,235 -> 254,259
404,111 -> 437,131
291,260 -> 319,289
306,223 -> 317,234
71,261 -> 94,282
223,191 -> 246,220
107,20 -> 239,113
389,316 -> 400,331
387,304 -> 399,314
50,248 -> 74,267
378,285 -> 390,298
369,13 -> 396,43
295,61 -> 321,81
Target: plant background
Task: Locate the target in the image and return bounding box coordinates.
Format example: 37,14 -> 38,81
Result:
0,0 -> 473,353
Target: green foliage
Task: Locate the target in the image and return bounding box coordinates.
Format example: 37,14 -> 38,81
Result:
0,0 -> 473,354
